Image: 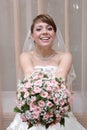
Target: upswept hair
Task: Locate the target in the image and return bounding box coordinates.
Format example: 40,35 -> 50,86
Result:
31,14 -> 57,33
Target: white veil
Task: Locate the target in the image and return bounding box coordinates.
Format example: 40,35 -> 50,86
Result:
22,27 -> 76,90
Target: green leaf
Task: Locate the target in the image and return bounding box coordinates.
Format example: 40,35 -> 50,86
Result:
60,117 -> 65,126
64,114 -> 69,117
44,74 -> 48,78
14,107 -> 22,113
46,107 -> 51,112
21,103 -> 29,112
21,92 -> 24,96
21,79 -> 28,84
45,124 -> 50,129
36,95 -> 42,101
28,123 -> 33,129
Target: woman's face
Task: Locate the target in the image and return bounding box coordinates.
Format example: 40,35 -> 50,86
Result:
31,22 -> 56,48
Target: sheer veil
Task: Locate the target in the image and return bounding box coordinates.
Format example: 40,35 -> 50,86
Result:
22,27 -> 76,90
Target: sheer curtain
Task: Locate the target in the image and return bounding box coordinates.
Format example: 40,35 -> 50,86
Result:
69,0 -> 87,114
0,0 -> 33,129
46,0 -> 87,115
0,84 -> 3,130
0,0 -> 87,130
81,0 -> 87,113
0,16 -> 3,130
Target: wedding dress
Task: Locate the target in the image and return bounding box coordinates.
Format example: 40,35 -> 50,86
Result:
7,66 -> 86,130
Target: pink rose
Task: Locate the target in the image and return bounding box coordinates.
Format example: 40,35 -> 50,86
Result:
46,81 -> 51,86
40,91 -> 48,98
24,82 -> 31,89
60,107 -> 64,113
64,106 -> 69,112
53,86 -> 59,92
22,88 -> 27,92
51,80 -> 58,86
53,97 -> 59,104
30,103 -> 37,111
61,84 -> 66,90
17,93 -> 21,98
47,91 -> 52,99
17,101 -> 25,108
33,75 -> 39,80
56,114 -> 61,122
60,100 -> 66,106
35,106 -> 41,113
38,100 -> 45,107
18,88 -> 25,93
31,96 -> 36,102
43,114 -> 49,120
38,74 -> 44,79
24,91 -> 29,98
31,91 -> 35,95
34,80 -> 42,86
48,112 -> 53,117
47,101 -> 53,108
46,86 -> 51,91
32,112 -> 39,119
33,87 -> 41,93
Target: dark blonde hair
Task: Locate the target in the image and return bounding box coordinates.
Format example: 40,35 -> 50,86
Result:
31,14 -> 57,33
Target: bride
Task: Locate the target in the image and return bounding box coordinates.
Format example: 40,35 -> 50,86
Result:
7,14 -> 86,130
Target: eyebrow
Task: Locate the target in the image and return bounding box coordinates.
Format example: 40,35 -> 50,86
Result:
35,24 -> 52,28
35,25 -> 43,28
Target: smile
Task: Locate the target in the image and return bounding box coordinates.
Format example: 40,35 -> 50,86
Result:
40,37 -> 50,40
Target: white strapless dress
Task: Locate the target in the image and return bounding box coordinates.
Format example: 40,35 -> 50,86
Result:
7,66 -> 86,130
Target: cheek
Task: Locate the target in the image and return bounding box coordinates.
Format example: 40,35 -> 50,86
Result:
52,33 -> 56,39
33,32 -> 40,39
31,33 -> 39,41
50,31 -> 56,36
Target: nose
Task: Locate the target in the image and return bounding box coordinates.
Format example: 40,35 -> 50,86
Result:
42,28 -> 47,34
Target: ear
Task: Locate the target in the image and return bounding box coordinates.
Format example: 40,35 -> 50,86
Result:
30,33 -> 35,41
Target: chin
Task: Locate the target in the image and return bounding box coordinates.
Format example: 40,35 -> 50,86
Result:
41,44 -> 52,49
40,42 -> 52,47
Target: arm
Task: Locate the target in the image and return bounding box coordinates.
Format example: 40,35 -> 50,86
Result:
20,52 -> 34,77
56,52 -> 72,80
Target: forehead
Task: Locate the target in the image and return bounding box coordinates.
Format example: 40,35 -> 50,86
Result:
34,22 -> 52,28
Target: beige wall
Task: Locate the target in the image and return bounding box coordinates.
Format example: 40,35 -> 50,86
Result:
0,0 -> 16,91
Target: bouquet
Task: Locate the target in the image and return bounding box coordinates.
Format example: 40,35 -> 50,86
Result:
14,69 -> 72,129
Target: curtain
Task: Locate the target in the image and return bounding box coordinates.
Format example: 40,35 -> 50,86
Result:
46,0 -> 87,114
0,86 -> 3,130
0,0 -> 87,129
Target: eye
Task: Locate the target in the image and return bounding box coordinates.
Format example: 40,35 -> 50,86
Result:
35,28 -> 42,31
47,26 -> 53,31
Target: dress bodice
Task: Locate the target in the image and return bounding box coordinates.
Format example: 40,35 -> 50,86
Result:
24,65 -> 63,80
33,66 -> 75,89
34,65 -> 58,74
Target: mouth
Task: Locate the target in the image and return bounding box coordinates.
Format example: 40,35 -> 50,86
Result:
40,37 -> 50,42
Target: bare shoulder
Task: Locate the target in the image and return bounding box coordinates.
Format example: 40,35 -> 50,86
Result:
55,51 -> 73,78
20,51 -> 32,62
19,51 -> 34,75
62,51 -> 72,60
56,51 -> 72,62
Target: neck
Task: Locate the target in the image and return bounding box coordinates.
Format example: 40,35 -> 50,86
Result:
35,47 -> 53,56
34,48 -> 56,60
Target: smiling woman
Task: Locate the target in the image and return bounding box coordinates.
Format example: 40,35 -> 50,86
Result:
31,22 -> 56,48
7,14 -> 86,130
0,0 -> 86,130
30,14 -> 57,53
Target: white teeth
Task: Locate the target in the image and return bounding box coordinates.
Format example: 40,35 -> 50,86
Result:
41,37 -> 49,40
